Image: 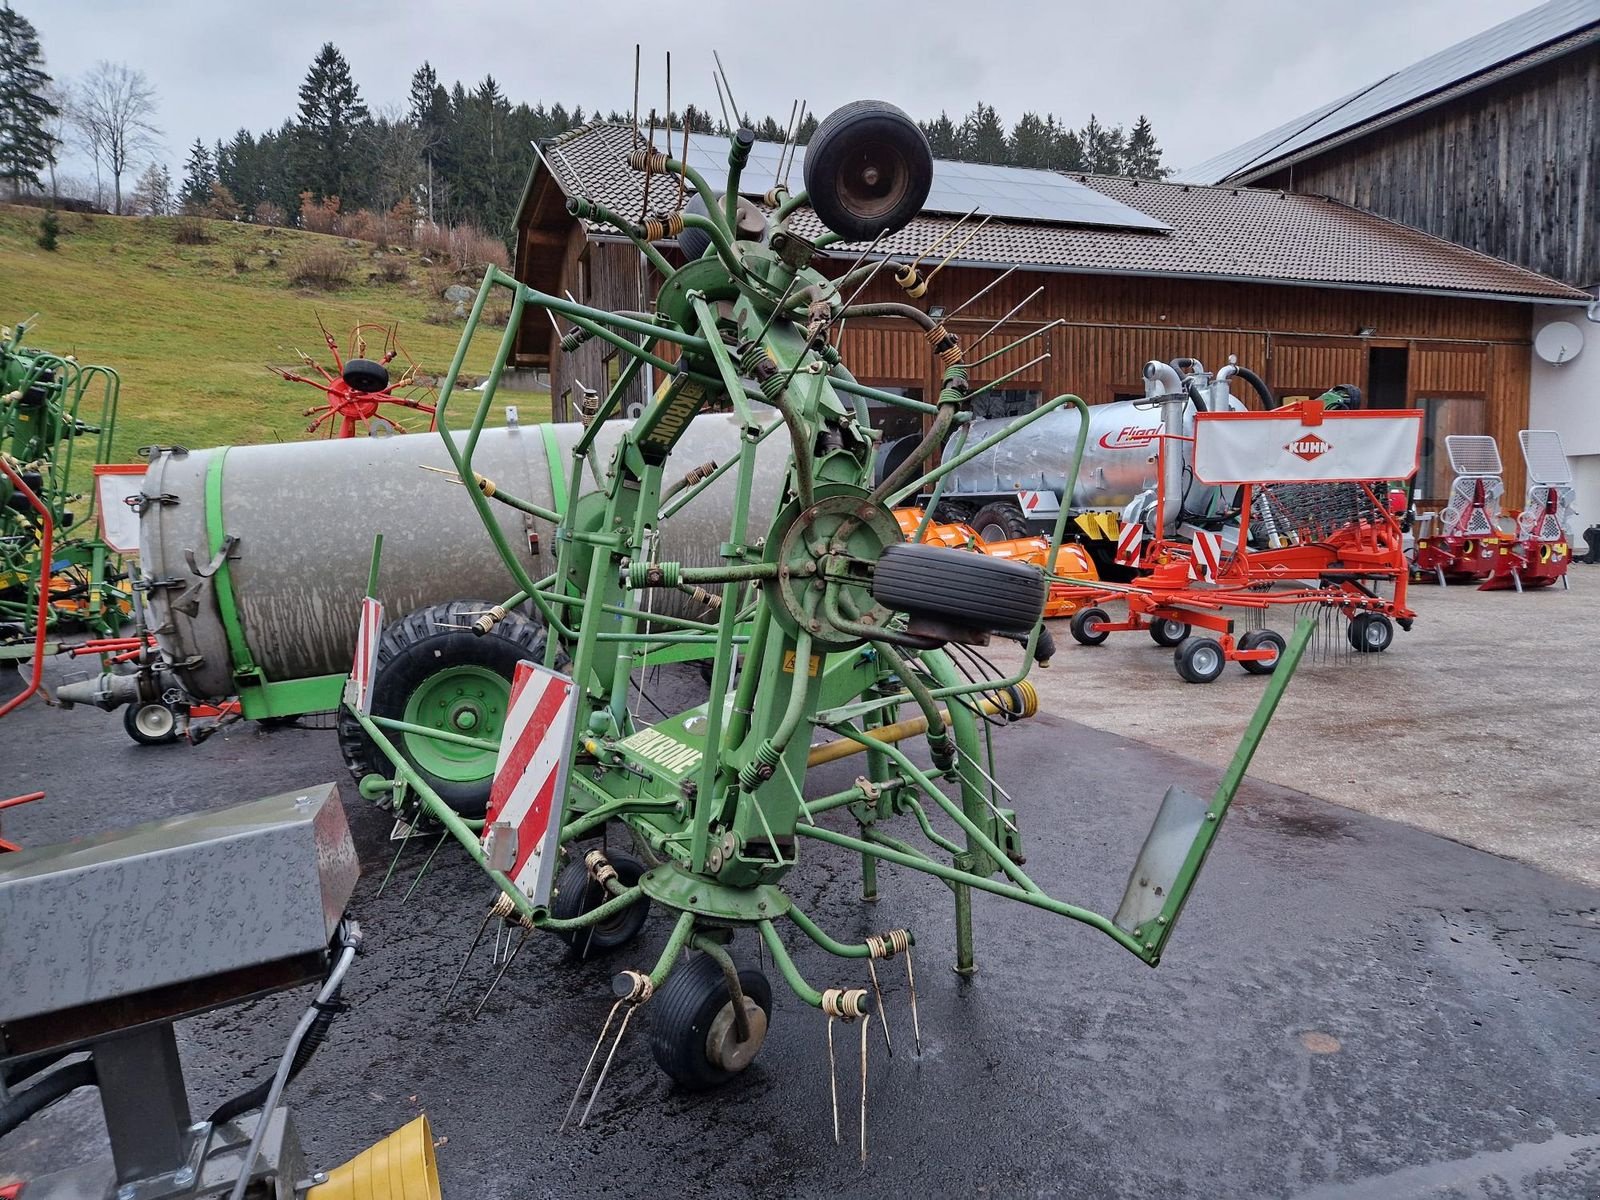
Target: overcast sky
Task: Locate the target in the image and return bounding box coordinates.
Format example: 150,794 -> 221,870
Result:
32,0 -> 1540,181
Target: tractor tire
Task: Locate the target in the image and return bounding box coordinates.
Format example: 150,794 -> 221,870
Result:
1147,618 -> 1190,647
968,502 -> 1032,544
650,953 -> 773,1090
931,499 -> 975,525
337,600 -> 547,819
1069,606 -> 1111,646
1348,612 -> 1394,654
1237,628 -> 1286,675
124,699 -> 179,745
550,853 -> 650,959
803,100 -> 934,242
871,542 -> 1046,637
1174,637 -> 1226,684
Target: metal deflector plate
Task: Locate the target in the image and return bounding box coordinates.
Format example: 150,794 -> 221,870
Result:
1114,785 -> 1208,934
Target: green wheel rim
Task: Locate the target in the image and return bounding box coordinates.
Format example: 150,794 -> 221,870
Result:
401,664 -> 508,781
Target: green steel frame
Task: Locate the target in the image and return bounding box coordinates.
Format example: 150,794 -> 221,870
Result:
350,125 -> 1311,1022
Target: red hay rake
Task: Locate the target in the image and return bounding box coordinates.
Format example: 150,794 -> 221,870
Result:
268,318 -> 439,438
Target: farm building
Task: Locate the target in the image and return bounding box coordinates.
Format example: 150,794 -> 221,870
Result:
508,121 -> 1588,513
1184,0 -> 1600,528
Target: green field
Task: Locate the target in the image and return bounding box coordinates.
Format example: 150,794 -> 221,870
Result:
0,205 -> 548,467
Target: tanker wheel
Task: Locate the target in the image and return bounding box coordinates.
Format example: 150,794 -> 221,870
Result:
550,853 -> 650,959
1174,637 -> 1226,684
1147,618 -> 1190,647
124,699 -> 179,745
1069,606 -> 1111,646
1237,628 -> 1285,675
931,499 -> 975,525
337,599 -> 547,819
651,953 -> 773,1090
1348,612 -> 1394,654
969,502 -> 1032,544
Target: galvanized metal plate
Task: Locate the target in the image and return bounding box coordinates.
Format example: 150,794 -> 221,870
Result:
1114,784 -> 1208,935
0,783 -> 358,1026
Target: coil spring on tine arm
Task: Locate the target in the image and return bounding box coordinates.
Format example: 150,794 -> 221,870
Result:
924,323 -> 963,368
472,605 -> 508,635
584,849 -> 618,888
626,560 -> 681,588
865,929 -> 912,959
640,212 -> 685,242
627,147 -> 669,173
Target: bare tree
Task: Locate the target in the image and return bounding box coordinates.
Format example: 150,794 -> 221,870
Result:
40,80 -> 70,200
73,62 -> 160,214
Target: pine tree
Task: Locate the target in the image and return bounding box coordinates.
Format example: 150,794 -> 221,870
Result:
409,63 -> 447,222
919,112 -> 959,159
1125,114 -> 1166,179
1009,112 -> 1054,169
0,4 -> 59,196
1080,115 -> 1128,174
959,103 -> 1008,164
294,42 -> 368,203
1053,125 -> 1086,171
180,138 -> 213,210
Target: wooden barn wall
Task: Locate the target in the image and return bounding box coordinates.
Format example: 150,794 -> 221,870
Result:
547,234 -> 658,420
1255,44 -> 1600,289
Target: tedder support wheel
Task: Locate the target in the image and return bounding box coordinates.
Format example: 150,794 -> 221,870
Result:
968,501 -> 1032,544
1069,606 -> 1111,646
803,100 -> 934,243
871,542 -> 1046,637
1174,637 -> 1226,684
550,853 -> 650,959
337,599 -> 547,818
1348,612 -> 1394,654
1148,617 -> 1190,647
650,953 -> 773,1090
124,699 -> 179,745
1237,628 -> 1286,675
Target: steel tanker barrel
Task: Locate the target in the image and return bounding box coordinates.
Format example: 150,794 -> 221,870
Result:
139,413 -> 786,703
943,398 -> 1174,509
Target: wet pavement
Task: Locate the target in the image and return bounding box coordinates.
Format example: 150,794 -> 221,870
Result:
2,664 -> 1599,1199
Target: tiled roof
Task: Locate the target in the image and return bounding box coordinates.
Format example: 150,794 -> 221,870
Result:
1181,0 -> 1600,184
533,123 -> 1588,304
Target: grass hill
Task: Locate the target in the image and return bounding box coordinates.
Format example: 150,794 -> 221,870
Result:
0,205 -> 548,467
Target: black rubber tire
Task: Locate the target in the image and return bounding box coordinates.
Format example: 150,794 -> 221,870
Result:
1148,617 -> 1190,647
931,499 -> 975,525
341,358 -> 390,394
336,599 -> 548,818
803,100 -> 933,242
968,502 -> 1032,544
1237,628 -> 1286,675
1069,606 -> 1111,646
871,542 -> 1046,637
650,953 -> 773,1090
677,192 -> 714,262
1348,612 -> 1394,654
124,699 -> 179,745
1174,636 -> 1226,684
255,715 -> 300,729
550,853 -> 650,959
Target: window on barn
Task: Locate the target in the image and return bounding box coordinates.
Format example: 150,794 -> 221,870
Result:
859,385 -> 925,444
970,388 -> 1043,420
1414,396 -> 1487,504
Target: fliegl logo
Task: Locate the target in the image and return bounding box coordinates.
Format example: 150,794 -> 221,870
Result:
1098,425 -> 1161,450
1286,433 -> 1333,462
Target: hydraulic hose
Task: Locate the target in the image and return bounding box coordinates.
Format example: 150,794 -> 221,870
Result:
0,1060 -> 98,1137
1233,365 -> 1276,410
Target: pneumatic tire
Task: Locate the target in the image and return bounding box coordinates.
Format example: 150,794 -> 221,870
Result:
550,853 -> 650,959
1237,628 -> 1286,675
336,599 -> 548,818
803,100 -> 934,242
1174,637 -> 1227,684
871,542 -> 1046,637
650,953 -> 773,1090
969,502 -> 1032,544
1148,618 -> 1190,647
1069,606 -> 1111,646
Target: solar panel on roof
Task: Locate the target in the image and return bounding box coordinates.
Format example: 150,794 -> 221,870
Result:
677,131 -> 1169,232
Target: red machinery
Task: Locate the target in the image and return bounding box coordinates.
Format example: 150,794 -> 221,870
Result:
1411,435 -> 1506,585
1061,401 -> 1423,683
1480,430 -> 1576,592
269,319 -> 438,438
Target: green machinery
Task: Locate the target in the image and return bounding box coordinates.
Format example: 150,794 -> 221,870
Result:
343,100 -> 1312,1100
0,318 -> 126,664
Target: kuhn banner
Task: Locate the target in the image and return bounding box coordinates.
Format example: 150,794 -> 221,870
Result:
1191,409 -> 1423,485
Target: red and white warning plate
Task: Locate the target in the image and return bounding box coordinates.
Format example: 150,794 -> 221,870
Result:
483,660 -> 578,907
1189,531 -> 1225,582
1114,522 -> 1144,567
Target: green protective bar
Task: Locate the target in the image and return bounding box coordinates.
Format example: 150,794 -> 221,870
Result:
574,351 -> 649,456
773,188 -> 809,221
649,911 -> 700,988
565,197 -> 674,276
691,295 -> 756,426
368,714 -> 499,754
1135,617 -> 1314,962
793,822 -> 1146,957
366,533 -> 384,598
203,447 -> 261,683
786,905 -> 874,959
681,213 -> 745,277
558,796 -> 680,843
827,374 -> 941,415
758,920 -> 825,1008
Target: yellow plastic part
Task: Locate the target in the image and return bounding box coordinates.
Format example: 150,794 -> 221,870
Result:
306,1114 -> 442,1200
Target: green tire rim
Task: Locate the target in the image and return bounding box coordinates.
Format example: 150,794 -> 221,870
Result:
401,664 -> 508,782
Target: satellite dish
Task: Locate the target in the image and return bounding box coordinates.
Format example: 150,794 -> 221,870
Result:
1534,321 -> 1584,365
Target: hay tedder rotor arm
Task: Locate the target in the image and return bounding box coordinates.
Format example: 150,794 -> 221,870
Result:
341,100 -> 1311,1098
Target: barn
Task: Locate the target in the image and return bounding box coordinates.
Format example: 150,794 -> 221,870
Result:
1184,0 -> 1600,526
508,120 -> 1587,513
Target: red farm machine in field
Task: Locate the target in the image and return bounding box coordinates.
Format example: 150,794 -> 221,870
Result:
269,319 -> 438,438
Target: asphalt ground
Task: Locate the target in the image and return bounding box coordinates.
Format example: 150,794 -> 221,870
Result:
2,654 -> 1598,1199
